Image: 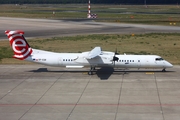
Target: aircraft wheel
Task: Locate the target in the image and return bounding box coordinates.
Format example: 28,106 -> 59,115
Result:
162,69 -> 166,72
88,71 -> 93,75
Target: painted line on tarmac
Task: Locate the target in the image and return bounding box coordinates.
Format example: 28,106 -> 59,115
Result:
146,72 -> 154,74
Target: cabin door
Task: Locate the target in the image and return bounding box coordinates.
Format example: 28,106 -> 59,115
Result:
137,59 -> 141,68
58,58 -> 63,66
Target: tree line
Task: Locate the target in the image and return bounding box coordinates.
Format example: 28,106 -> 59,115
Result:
0,0 -> 179,4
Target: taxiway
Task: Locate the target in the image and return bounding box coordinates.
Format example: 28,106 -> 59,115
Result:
0,65 -> 180,120
1,17 -> 180,40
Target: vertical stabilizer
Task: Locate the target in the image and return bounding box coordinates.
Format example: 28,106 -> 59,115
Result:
5,30 -> 33,60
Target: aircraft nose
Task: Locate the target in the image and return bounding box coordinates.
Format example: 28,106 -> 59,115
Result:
165,61 -> 173,68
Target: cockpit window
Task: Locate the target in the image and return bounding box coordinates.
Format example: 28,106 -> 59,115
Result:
155,58 -> 164,61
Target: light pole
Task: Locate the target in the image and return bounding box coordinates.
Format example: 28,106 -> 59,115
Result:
144,0 -> 147,8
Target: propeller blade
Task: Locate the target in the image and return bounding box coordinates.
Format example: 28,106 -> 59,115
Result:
115,48 -> 119,55
112,56 -> 119,66
112,48 -> 119,66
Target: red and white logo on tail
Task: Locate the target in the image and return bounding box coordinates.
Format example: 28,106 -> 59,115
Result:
5,30 -> 32,60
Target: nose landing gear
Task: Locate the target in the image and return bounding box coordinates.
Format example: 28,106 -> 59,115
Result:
162,68 -> 166,72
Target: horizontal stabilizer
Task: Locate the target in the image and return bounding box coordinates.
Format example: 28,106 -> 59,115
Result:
86,47 -> 101,59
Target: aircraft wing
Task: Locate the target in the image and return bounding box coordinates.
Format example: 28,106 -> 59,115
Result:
86,47 -> 101,59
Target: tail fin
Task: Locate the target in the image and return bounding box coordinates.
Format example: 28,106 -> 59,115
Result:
5,30 -> 33,60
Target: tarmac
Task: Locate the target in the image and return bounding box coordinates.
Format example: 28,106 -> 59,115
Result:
0,64 -> 180,120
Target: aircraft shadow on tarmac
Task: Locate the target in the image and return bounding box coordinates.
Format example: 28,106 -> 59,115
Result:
28,67 -> 175,80
28,67 -> 117,80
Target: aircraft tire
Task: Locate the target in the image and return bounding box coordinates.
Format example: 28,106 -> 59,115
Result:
88,71 -> 93,75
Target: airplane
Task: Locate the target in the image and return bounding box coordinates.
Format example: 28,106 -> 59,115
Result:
5,30 -> 173,75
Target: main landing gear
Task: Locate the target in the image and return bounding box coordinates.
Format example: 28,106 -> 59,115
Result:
88,66 -> 95,75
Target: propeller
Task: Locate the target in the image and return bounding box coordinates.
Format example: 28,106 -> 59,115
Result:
115,48 -> 119,55
112,48 -> 119,66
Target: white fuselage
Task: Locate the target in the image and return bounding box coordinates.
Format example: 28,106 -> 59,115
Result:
26,49 -> 173,69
